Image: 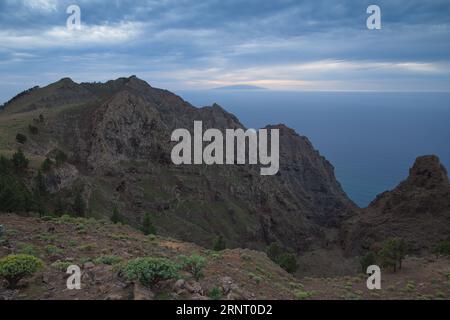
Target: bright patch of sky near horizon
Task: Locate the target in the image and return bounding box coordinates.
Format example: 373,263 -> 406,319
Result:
0,0 -> 450,100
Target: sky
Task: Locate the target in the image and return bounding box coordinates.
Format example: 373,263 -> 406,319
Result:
1,0 -> 450,101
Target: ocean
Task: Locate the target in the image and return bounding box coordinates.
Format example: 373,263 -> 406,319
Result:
176,90 -> 450,207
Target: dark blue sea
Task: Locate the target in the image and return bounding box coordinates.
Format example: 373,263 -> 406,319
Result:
176,90 -> 450,207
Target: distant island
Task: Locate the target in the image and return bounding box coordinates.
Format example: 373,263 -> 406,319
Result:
212,84 -> 267,90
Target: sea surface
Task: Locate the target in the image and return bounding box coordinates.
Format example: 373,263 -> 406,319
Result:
176,90 -> 450,207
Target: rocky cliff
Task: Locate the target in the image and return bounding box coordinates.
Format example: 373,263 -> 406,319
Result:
0,76 -> 355,253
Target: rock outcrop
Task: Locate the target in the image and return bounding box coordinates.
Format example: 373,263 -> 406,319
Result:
341,155 -> 450,255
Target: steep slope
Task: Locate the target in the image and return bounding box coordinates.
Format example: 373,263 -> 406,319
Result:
341,155 -> 450,255
0,76 -> 355,253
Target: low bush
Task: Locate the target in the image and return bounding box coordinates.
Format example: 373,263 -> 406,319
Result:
178,254 -> 207,280
0,254 -> 44,288
94,255 -> 122,266
123,257 -> 179,287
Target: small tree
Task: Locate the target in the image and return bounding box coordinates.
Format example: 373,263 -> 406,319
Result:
378,238 -> 406,272
142,213 -> 156,235
267,242 -> 283,262
277,252 -> 298,274
0,254 -> 44,289
111,207 -> 122,224
15,133 -> 27,144
213,235 -> 226,251
73,191 -> 86,217
11,149 -> 29,174
360,251 -> 377,273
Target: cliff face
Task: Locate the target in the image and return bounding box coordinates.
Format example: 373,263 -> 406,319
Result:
341,155 -> 450,255
0,76 -> 355,252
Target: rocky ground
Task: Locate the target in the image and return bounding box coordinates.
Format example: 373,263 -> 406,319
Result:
1,214 -> 449,300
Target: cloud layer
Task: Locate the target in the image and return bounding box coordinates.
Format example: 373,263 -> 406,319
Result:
1,0 -> 450,100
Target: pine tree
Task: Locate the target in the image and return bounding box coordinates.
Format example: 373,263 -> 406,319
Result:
142,213 -> 156,235
11,149 -> 29,174
73,191 -> 86,217
111,207 -> 122,224
213,235 -> 226,251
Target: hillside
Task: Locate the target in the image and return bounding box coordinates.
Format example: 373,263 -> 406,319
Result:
0,76 -> 356,254
1,214 -> 449,300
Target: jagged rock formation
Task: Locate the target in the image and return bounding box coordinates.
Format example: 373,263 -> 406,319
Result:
0,76 -> 355,252
341,155 -> 450,255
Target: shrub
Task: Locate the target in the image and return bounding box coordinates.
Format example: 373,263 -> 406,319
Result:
294,290 -> 314,300
142,213 -> 156,235
360,251 -> 377,273
178,254 -> 207,280
0,254 -> 44,288
15,133 -> 27,144
51,260 -> 72,271
45,245 -> 63,256
18,244 -> 39,257
267,242 -> 283,261
94,255 -> 122,266
208,287 -> 222,300
213,235 -> 226,251
123,257 -> 179,287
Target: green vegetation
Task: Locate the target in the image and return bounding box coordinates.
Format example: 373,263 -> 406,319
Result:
0,254 -> 44,289
142,213 -> 156,235
111,207 -> 123,224
11,149 -> 28,174
45,245 -> 63,256
213,235 -> 226,251
294,290 -> 314,300
123,257 -> 179,287
208,287 -> 222,300
94,255 -> 122,266
360,251 -> 377,273
51,260 -> 72,271
0,154 -> 33,212
378,238 -> 407,272
178,254 -> 207,281
18,244 -> 39,257
266,242 -> 298,274
434,237 -> 450,256
73,191 -> 86,217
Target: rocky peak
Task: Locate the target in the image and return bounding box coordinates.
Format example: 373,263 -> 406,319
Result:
402,155 -> 449,190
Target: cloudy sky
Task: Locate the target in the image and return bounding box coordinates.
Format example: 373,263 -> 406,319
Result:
1,0 -> 450,100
